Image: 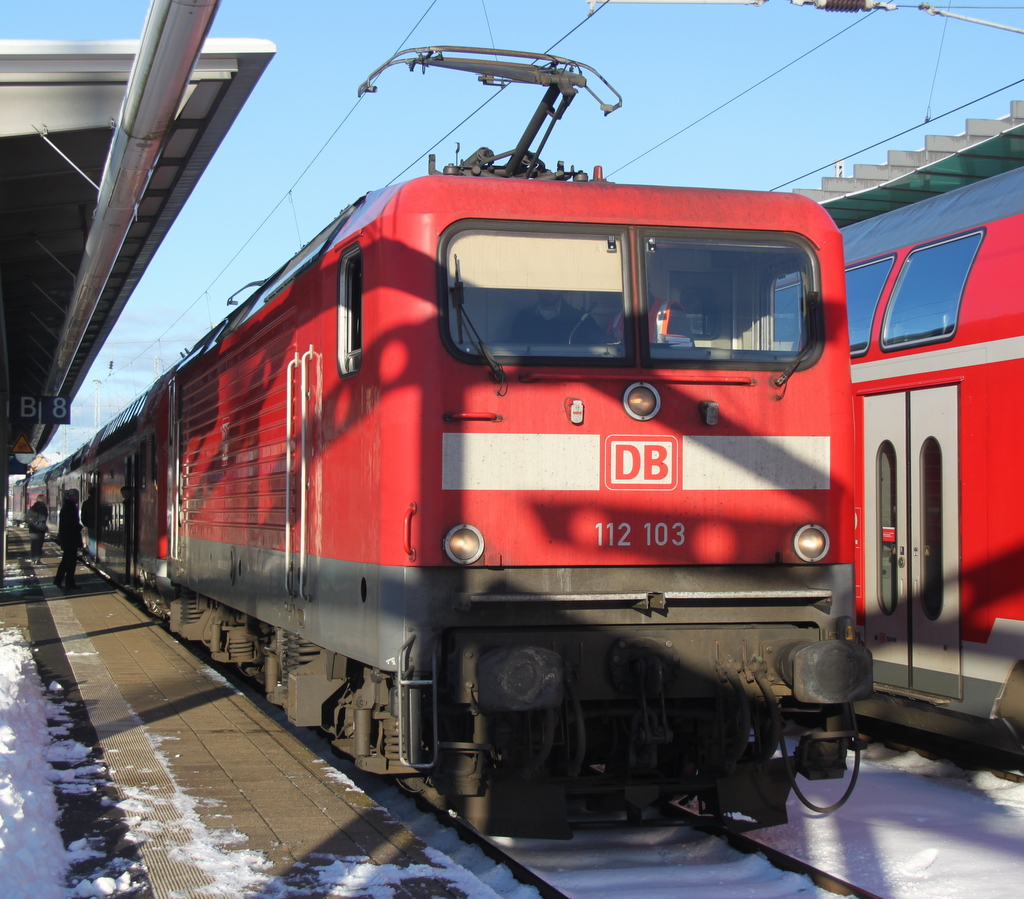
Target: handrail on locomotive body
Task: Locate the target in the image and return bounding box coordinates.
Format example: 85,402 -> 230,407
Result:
358,46 -> 622,180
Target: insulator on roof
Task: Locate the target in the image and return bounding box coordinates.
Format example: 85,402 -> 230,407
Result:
791,0 -> 896,10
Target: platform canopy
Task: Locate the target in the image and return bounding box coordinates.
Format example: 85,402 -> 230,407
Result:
1,23 -> 274,455
795,101 -> 1024,229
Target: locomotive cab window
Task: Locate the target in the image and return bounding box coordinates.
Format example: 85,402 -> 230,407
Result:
642,235 -> 818,367
881,231 -> 982,350
846,256 -> 895,356
442,228 -> 629,363
337,246 -> 363,377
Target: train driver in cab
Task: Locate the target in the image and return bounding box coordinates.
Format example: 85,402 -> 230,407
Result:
509,290 -> 604,345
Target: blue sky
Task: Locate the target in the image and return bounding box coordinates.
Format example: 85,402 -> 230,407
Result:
7,0 -> 1024,452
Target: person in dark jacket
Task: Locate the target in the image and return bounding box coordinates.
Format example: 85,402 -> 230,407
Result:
509,291 -> 605,346
80,490 -> 97,533
79,490 -> 97,559
27,494 -> 48,563
54,488 -> 83,589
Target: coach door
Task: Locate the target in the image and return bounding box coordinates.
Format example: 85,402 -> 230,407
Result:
863,385 -> 961,698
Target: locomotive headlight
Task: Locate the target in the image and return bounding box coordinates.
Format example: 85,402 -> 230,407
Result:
793,524 -> 829,562
444,524 -> 485,564
624,382 -> 661,421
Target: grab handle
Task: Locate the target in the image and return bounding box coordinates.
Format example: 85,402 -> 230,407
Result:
404,502 -> 418,561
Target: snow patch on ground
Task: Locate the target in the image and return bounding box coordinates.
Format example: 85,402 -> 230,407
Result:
757,740 -> 1024,899
0,628 -> 68,899
1,629 -> 518,899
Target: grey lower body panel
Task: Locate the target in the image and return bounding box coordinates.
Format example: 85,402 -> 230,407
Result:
168,536 -> 853,675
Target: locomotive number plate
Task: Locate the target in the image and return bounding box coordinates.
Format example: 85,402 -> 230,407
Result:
595,521 -> 685,547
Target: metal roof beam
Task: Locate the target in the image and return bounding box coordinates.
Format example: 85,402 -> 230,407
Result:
46,0 -> 222,395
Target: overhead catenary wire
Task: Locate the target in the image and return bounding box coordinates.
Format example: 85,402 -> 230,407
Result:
609,11 -> 877,177
770,71 -> 1024,190
924,0 -> 953,120
480,0 -> 497,49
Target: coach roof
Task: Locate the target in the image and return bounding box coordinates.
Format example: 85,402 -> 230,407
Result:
843,164 -> 1024,264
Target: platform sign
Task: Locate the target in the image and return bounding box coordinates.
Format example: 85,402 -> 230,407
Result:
9,395 -> 71,425
10,430 -> 36,467
10,432 -> 34,454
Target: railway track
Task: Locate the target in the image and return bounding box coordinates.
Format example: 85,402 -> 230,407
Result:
450,808 -> 888,899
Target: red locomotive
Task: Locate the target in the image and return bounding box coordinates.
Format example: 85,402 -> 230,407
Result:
846,163 -> 1024,764
20,49 -> 871,837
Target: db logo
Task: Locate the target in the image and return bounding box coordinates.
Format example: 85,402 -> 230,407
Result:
605,436 -> 679,490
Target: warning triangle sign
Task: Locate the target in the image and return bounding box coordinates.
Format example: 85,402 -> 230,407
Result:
11,432 -> 35,454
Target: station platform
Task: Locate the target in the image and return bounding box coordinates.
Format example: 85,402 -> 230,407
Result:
2,527 -> 476,898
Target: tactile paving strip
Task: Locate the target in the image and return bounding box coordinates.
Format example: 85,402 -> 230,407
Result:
48,595 -> 213,898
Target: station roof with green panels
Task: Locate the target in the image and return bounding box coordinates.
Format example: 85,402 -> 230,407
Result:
795,101 -> 1024,228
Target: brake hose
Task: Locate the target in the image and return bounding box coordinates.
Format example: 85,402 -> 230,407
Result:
750,671 -> 783,766
780,702 -> 862,814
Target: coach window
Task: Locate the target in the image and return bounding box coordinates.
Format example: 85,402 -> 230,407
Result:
920,437 -> 944,621
877,440 -> 898,615
845,256 -> 894,355
338,246 -> 363,376
642,234 -> 817,367
881,231 -> 982,350
442,228 -> 629,363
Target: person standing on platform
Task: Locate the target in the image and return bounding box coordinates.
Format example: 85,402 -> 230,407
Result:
54,488 -> 83,589
27,494 -> 48,564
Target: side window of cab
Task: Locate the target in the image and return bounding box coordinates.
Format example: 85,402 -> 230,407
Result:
338,246 -> 362,377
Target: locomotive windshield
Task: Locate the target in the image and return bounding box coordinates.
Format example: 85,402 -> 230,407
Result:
444,228 -> 629,361
442,227 -> 817,367
642,235 -> 815,366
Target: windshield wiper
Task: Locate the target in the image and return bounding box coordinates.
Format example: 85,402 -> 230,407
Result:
450,256 -> 506,388
773,291 -> 819,390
